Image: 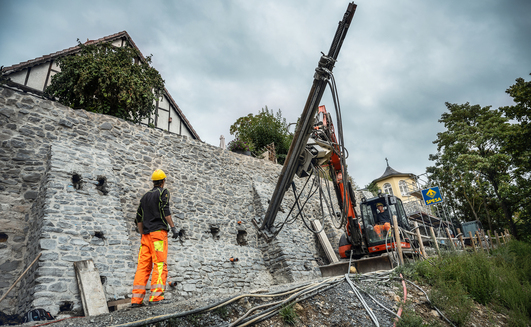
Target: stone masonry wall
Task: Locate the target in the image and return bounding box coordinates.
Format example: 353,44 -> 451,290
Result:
0,86 -> 345,316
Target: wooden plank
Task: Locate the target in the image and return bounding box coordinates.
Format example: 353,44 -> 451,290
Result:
445,228 -> 456,251
469,231 -> 477,253
495,231 -> 501,248
74,259 -> 109,316
311,220 -> 339,264
457,228 -> 466,250
430,227 -> 441,257
107,299 -> 131,312
414,222 -> 427,259
481,230 -> 491,252
392,215 -> 404,265
487,230 -> 494,249
476,231 -> 485,252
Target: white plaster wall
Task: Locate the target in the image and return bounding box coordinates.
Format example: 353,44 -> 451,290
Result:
27,63 -> 50,91
159,95 -> 170,110
181,124 -> 192,138
169,107 -> 181,134
8,70 -> 27,85
157,108 -> 169,130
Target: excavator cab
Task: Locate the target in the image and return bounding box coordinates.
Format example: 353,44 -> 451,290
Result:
359,194 -> 411,254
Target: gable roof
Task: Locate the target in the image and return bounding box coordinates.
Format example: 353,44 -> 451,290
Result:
1,31 -> 201,141
2,31 -> 137,76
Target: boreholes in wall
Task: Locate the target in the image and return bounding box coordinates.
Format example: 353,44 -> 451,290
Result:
0,233 -> 7,242
96,176 -> 109,195
72,173 -> 83,190
178,229 -> 185,238
59,301 -> 73,312
94,231 -> 105,239
210,226 -> 220,240
100,276 -> 107,285
237,230 -> 247,246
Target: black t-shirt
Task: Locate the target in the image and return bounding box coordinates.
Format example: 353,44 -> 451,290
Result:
376,209 -> 391,224
135,187 -> 171,234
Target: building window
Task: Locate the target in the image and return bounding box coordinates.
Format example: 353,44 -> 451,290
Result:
383,183 -> 393,195
399,180 -> 409,196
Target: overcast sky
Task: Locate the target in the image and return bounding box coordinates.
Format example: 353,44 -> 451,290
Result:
1,0 -> 530,187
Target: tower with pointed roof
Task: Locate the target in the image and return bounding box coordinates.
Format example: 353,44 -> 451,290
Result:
372,158 -> 418,203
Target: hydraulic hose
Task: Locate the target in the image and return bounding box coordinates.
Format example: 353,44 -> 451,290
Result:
345,274 -> 379,327
234,280 -> 342,327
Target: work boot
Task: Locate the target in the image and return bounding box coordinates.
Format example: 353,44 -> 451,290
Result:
131,303 -> 144,308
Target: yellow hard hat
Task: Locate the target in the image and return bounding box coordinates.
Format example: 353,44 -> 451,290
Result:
151,169 -> 166,181
376,203 -> 384,207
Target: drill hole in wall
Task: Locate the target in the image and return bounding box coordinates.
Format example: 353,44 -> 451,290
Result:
100,276 -> 107,285
210,226 -> 220,240
178,229 -> 185,238
94,231 -> 105,239
96,176 -> 109,195
0,233 -> 7,242
72,173 -> 83,190
59,301 -> 74,312
237,230 -> 247,246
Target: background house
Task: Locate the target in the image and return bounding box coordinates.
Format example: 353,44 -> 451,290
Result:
371,160 -> 454,236
1,31 -> 200,140
371,159 -> 419,211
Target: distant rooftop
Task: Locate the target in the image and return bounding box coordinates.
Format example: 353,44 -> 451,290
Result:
372,158 -> 414,183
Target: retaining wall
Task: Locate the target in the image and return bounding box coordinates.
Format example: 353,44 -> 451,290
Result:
0,86 -> 348,316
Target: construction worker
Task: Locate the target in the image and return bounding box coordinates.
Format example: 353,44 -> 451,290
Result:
131,169 -> 179,307
373,203 -> 391,238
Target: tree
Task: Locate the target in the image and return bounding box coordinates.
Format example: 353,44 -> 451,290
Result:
44,40 -> 165,123
229,107 -> 293,164
364,181 -> 379,196
428,102 -> 518,237
500,74 -> 531,240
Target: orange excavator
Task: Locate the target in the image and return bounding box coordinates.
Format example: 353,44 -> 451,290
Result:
310,105 -> 413,260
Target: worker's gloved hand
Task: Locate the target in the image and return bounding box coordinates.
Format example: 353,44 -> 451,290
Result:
171,227 -> 179,239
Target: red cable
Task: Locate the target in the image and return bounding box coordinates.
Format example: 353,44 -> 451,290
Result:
393,273 -> 407,327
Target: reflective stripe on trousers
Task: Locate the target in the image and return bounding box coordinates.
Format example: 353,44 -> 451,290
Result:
131,230 -> 168,304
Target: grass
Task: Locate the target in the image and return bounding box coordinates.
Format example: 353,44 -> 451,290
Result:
279,303 -> 299,326
213,305 -> 229,319
396,307 -> 428,327
397,240 -> 531,327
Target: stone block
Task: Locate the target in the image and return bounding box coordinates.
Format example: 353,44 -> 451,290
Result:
0,260 -> 21,272
39,239 -> 57,250
24,191 -> 39,199
40,252 -> 59,261
48,282 -> 68,292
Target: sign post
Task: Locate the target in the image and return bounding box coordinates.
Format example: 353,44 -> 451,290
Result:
421,186 -> 443,206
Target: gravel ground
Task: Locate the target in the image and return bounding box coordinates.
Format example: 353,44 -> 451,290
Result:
2,270 -> 510,327
5,274 -> 406,327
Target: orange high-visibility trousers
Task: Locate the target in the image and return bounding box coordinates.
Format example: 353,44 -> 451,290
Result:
131,230 -> 168,305
374,223 -> 391,238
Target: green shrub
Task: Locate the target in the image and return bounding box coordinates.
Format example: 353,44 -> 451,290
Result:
396,308 -> 425,327
279,304 -> 298,326
430,278 -> 474,326
403,241 -> 531,326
